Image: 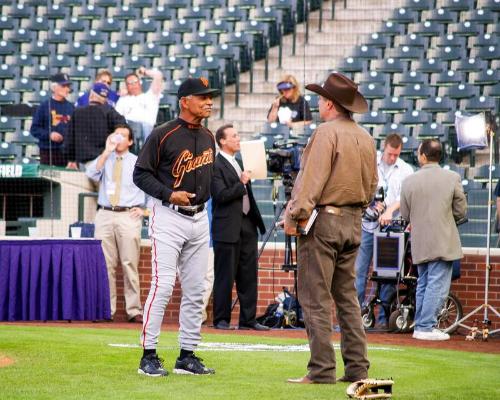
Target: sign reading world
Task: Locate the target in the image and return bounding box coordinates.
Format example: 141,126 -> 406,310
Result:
0,164 -> 39,178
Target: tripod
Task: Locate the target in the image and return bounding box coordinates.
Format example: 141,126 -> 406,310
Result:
445,116 -> 500,337
256,182 -> 302,328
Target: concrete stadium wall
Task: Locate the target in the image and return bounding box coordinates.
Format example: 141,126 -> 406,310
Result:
112,245 -> 500,331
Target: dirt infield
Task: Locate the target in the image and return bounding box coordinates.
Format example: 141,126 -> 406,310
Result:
0,355 -> 14,368
2,321 -> 499,354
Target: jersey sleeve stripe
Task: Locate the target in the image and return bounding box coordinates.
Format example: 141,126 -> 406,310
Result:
156,124 -> 182,167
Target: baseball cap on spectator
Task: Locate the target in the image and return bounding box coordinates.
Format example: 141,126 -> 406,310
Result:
177,77 -> 219,98
50,73 -> 71,86
277,81 -> 295,91
92,82 -> 109,98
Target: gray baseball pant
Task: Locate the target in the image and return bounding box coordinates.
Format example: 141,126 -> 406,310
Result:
141,199 -> 209,351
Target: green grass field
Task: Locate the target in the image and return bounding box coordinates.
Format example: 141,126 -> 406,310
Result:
0,325 -> 499,400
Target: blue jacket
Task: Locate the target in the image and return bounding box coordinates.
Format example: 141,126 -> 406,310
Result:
30,98 -> 74,150
76,90 -> 119,108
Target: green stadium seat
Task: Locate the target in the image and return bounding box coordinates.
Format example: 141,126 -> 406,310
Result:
398,109 -> 431,126
463,96 -> 496,112
413,122 -> 448,140
427,8 -> 458,23
441,0 -> 475,12
414,57 -> 446,73
358,82 -> 388,100
379,96 -> 412,113
453,57 -> 488,73
432,70 -> 463,86
450,20 -> 484,37
420,96 -> 456,113
394,71 -> 427,86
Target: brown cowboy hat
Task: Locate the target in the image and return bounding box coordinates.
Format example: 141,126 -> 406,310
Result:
305,72 -> 368,114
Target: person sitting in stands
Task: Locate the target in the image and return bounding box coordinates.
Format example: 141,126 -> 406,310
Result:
267,74 -> 312,130
30,73 -> 74,166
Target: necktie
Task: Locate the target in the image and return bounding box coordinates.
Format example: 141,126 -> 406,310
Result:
232,158 -> 250,215
110,156 -> 122,207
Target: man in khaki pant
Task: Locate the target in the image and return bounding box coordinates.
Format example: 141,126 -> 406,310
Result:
284,73 -> 378,384
86,124 -> 145,322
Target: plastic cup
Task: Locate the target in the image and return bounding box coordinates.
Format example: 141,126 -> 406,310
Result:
71,226 -> 82,238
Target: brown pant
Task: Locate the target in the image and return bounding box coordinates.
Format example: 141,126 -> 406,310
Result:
297,206 -> 369,383
94,209 -> 143,319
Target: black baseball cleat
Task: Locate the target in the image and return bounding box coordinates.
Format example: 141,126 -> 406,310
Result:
138,353 -> 168,377
173,354 -> 215,375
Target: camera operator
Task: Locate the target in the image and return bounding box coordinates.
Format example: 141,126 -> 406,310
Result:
354,133 -> 414,327
400,139 -> 467,341
284,73 -> 378,384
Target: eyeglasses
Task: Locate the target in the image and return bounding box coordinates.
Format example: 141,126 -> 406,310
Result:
126,79 -> 140,86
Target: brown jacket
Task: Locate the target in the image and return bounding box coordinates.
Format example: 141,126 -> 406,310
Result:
287,116 -> 378,223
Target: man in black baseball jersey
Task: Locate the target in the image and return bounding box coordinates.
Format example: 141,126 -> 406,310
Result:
133,77 -> 218,377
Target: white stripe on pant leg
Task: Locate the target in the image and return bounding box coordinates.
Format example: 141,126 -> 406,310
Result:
141,201 -> 190,349
177,210 -> 210,351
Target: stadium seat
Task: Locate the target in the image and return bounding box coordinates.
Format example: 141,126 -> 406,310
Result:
435,33 -> 467,48
8,3 -> 32,19
132,18 -> 159,33
8,77 -> 36,93
444,163 -> 467,179
450,20 -> 483,37
163,0 -> 190,17
75,4 -> 104,20
427,8 -> 458,24
0,15 -> 15,31
47,28 -> 69,44
0,142 -> 18,161
357,110 -> 389,128
67,65 -> 92,81
463,96 -> 496,112
0,64 -> 16,80
475,164 -> 500,181
358,82 -> 388,100
453,57 -> 488,73
379,96 -> 412,113
397,32 -> 427,48
388,7 -> 419,25
136,42 -> 164,59
484,82 -> 500,98
0,40 -> 16,57
124,55 -> 147,70
393,70 -> 427,86
482,0 -> 500,11
160,56 -> 189,79
364,32 -> 391,50
169,19 -> 197,39
404,0 -> 435,11
150,5 -> 175,21
412,20 -> 445,37
170,43 -> 203,66
80,29 -> 106,45
304,94 -> 318,112
471,68 -> 500,86
475,45 -> 500,61
22,90 -> 50,106
413,122 -> 448,140
471,32 -> 497,48
379,122 -> 411,138
353,45 -> 383,62
25,40 -> 50,57
181,7 -> 211,24
216,6 -> 247,23
398,83 -> 434,99
198,0 -> 226,18
371,57 -> 406,74
63,16 -> 86,33
223,32 -> 254,72
432,70 -> 464,86
84,54 -> 109,69
64,42 -> 90,57
441,0 -> 475,11
260,122 -> 291,138
358,70 -> 389,85
442,83 -> 479,100
413,57 -> 446,74
336,57 -> 366,74
29,65 -> 51,81
398,109 -> 431,126
193,56 -> 224,89
464,8 -> 496,24
148,31 -> 181,49
186,32 -> 218,51
113,5 -> 139,21
420,96 -> 455,113
100,42 -> 125,57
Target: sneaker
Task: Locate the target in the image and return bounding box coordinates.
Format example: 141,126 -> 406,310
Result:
413,328 -> 450,341
138,353 -> 168,377
173,354 -> 215,375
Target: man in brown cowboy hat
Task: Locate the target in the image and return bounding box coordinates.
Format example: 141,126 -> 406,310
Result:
284,72 -> 378,384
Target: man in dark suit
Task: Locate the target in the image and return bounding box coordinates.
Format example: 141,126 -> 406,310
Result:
211,124 -> 268,331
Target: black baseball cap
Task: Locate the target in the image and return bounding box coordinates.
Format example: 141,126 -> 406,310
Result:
50,72 -> 71,85
177,77 -> 219,99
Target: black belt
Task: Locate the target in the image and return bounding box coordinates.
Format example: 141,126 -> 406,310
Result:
98,205 -> 140,212
164,202 -> 205,217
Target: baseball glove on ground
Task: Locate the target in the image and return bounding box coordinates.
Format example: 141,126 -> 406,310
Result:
346,378 -> 394,400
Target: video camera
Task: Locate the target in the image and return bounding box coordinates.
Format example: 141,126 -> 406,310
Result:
267,140 -> 302,175
363,186 -> 385,222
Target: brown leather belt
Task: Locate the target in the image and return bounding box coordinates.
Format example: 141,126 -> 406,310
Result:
165,202 -> 205,217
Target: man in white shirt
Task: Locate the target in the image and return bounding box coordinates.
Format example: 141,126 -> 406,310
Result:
355,133 -> 414,327
115,67 -> 163,146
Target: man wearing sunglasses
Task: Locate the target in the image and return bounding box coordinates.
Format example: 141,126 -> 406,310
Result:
115,67 -> 163,145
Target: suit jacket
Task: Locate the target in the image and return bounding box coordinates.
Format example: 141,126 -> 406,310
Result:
211,153 -> 266,243
400,163 -> 467,265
